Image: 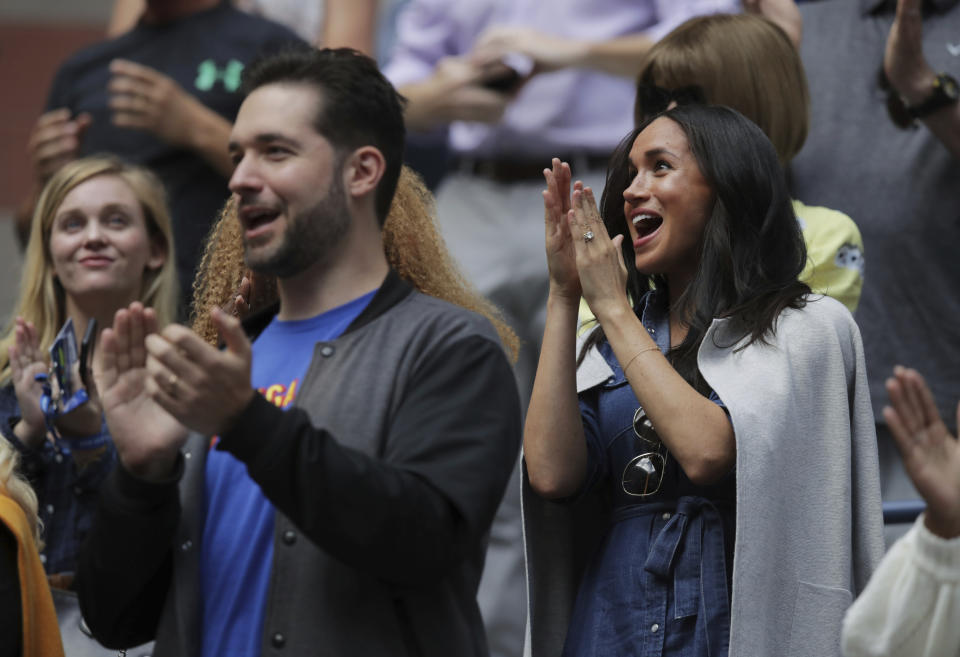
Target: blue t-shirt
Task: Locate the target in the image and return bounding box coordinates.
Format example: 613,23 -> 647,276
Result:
200,290 -> 376,656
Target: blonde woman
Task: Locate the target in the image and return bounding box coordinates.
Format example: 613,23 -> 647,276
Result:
0,436 -> 64,657
0,155 -> 177,580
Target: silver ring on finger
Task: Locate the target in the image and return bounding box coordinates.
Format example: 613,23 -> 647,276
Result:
583,230 -> 595,243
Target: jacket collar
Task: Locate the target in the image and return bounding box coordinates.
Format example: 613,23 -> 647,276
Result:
240,269 -> 414,340
575,331 -> 614,394
575,315 -> 745,394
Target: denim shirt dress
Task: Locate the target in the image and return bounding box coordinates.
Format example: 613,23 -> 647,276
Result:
563,291 -> 735,657
0,384 -> 117,576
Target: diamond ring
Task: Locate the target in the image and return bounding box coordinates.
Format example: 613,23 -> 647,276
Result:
583,230 -> 595,243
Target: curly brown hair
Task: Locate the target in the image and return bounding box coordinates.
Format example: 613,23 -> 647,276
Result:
190,166 -> 519,362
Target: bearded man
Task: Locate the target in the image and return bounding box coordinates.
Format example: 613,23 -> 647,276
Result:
75,47 -> 521,657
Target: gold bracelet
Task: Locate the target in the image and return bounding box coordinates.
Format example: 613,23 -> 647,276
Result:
622,345 -> 660,376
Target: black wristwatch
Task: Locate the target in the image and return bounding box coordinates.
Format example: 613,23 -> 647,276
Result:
905,72 -> 960,119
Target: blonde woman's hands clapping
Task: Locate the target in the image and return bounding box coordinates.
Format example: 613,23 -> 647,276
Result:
8,318 -> 48,448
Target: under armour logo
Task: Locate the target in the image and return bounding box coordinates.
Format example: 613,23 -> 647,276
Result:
195,59 -> 244,92
947,42 -> 960,56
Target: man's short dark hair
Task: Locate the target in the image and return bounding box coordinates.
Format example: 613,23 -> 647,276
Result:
241,47 -> 406,225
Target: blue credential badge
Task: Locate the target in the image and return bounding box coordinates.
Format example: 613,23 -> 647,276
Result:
48,318 -> 89,414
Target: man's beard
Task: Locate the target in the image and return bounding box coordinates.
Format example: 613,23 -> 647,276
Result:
244,178 -> 350,280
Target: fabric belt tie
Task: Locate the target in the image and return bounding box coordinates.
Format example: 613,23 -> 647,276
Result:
643,495 -> 731,657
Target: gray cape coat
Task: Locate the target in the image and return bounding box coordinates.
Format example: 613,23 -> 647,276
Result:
523,295 -> 884,657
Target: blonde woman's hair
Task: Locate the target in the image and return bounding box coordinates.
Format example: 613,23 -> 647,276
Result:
191,166 -> 520,361
0,155 -> 178,384
0,436 -> 41,547
637,13 -> 810,165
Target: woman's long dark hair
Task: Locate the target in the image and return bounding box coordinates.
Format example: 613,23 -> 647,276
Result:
581,104 -> 810,391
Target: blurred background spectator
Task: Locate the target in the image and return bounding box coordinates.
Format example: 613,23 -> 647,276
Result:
790,0 -> 960,544
107,0 -> 380,54
14,0 -> 302,314
842,367 -> 960,657
634,12 -> 864,312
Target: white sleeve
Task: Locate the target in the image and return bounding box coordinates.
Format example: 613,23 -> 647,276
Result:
842,515 -> 960,657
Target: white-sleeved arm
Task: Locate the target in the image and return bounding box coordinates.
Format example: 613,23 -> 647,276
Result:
842,515 -> 960,657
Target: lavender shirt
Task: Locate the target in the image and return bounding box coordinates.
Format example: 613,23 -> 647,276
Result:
383,0 -> 738,158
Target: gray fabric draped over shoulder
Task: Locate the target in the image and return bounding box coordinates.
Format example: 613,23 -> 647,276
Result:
523,295 -> 884,657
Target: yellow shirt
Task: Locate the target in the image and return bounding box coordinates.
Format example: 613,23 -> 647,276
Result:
793,199 -> 863,313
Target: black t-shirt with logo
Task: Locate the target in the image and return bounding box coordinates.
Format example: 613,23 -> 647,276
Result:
46,2 -> 303,309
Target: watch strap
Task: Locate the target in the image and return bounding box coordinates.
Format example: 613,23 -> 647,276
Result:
906,72 -> 960,119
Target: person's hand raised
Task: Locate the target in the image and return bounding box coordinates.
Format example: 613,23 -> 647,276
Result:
144,307 -> 254,437
27,109 -> 91,184
8,318 -> 49,449
473,25 -> 579,75
884,0 -> 936,105
742,0 -> 802,48
401,55 -> 519,131
108,59 -> 208,147
884,366 -> 960,539
543,159 -> 581,301
97,303 -> 188,481
566,185 -> 630,322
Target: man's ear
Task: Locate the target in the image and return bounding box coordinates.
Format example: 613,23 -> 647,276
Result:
342,146 -> 386,201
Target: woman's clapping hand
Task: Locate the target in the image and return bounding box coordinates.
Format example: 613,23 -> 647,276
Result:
8,318 -> 48,448
543,158 -> 581,301
566,185 -> 629,321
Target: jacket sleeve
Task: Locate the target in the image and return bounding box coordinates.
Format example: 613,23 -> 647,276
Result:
74,457 -> 183,649
842,515 -> 960,657
218,333 -> 522,586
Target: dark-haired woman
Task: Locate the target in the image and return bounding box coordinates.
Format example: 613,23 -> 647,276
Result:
523,105 -> 884,657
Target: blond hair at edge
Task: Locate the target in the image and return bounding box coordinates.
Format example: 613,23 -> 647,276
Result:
0,155 -> 178,385
637,13 -> 810,165
191,166 -> 520,362
0,436 -> 41,547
